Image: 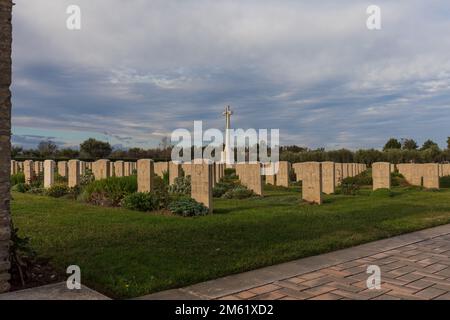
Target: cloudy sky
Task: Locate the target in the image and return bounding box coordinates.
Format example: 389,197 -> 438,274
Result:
11,0 -> 450,150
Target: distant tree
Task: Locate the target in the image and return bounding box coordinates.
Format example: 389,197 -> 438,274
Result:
128,148 -> 144,159
37,140 -> 58,157
58,148 -> 79,159
447,137 -> 450,150
281,145 -> 308,153
401,138 -> 418,150
354,149 -> 383,165
11,145 -> 23,158
80,138 -> 112,159
421,139 -> 439,151
383,138 -> 401,151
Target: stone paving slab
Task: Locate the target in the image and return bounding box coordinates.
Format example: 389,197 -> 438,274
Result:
141,224 -> 450,300
0,282 -> 110,300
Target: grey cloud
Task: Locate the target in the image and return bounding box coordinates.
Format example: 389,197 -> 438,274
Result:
12,134 -> 65,149
10,0 -> 450,149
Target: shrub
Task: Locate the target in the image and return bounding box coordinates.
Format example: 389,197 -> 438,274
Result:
168,198 -> 209,217
153,176 -> 170,208
45,184 -> 69,198
169,176 -> 191,195
65,186 -> 82,200
81,176 -> 137,206
29,175 -> 43,189
222,185 -> 255,199
212,181 -> 236,198
224,168 -> 236,178
391,172 -> 407,187
338,170 -> 372,195
80,169 -> 95,186
440,176 -> 450,188
9,222 -> 36,287
122,192 -> 159,212
12,183 -> 30,193
27,187 -> 44,195
339,182 -> 360,195
342,170 -> 372,186
162,170 -> 169,185
55,173 -> 67,184
11,173 -> 25,186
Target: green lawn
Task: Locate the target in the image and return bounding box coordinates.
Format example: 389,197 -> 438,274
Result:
11,186 -> 450,298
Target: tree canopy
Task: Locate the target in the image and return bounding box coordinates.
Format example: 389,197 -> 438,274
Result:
421,139 -> 439,151
402,138 -> 418,150
79,138 -> 112,159
383,138 -> 401,150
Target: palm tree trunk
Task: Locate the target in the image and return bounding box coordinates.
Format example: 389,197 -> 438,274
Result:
0,0 -> 12,293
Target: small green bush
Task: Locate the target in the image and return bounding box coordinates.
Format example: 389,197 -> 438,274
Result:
222,186 -> 255,199
339,182 -> 360,196
45,184 -> 69,198
122,192 -> 159,212
168,198 -> 209,217
65,186 -> 82,200
55,173 -> 67,184
153,176 -> 170,208
224,168 -> 236,177
81,176 -> 137,206
162,170 -> 169,185
27,187 -> 44,195
338,170 -> 372,195
80,169 -> 95,186
169,176 -> 191,195
12,183 -> 30,193
29,176 -> 43,189
11,173 -> 25,186
440,176 -> 450,188
212,181 -> 236,198
342,171 -> 372,186
391,172 -> 407,187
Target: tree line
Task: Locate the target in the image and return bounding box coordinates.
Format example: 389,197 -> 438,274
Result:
281,137 -> 450,164
12,138 -> 172,161
12,137 -> 450,165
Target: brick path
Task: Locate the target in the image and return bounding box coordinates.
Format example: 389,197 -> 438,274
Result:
141,224 -> 450,300
219,234 -> 450,300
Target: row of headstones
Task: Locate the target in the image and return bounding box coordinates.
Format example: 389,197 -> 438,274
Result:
373,162 -> 450,190
235,161 -> 367,205
12,159 -> 226,214
12,159 -> 366,208
11,159 -> 138,187
16,160 -> 449,209
11,159 -> 226,184
292,162 -> 367,204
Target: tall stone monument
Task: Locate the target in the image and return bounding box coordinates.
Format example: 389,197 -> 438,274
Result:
221,105 -> 234,166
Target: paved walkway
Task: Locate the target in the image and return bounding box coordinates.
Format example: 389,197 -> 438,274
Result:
141,224 -> 450,300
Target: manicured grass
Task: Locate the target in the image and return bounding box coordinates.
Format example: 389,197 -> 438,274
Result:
11,186 -> 450,298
